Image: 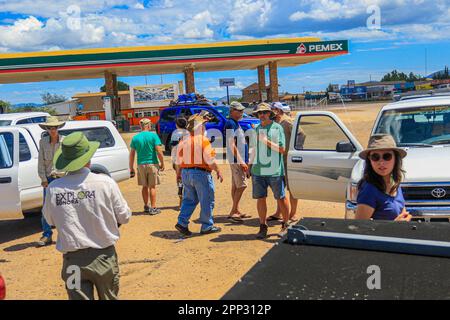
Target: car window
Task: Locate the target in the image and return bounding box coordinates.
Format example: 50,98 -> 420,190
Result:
179,108 -> 192,118
160,109 -> 177,122
16,118 -> 32,125
45,127 -> 116,149
0,120 -> 12,126
295,115 -> 350,150
0,132 -> 13,169
375,105 -> 450,146
19,134 -> 31,162
191,108 -> 220,123
31,116 -> 47,123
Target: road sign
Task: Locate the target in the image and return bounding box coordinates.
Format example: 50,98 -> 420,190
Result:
220,78 -> 235,87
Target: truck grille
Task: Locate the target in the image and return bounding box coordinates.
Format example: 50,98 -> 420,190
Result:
403,185 -> 450,201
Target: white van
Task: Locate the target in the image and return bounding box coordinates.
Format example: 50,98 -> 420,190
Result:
0,112 -> 50,126
0,120 -> 130,220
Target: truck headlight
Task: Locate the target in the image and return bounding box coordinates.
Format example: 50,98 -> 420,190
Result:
348,183 -> 358,203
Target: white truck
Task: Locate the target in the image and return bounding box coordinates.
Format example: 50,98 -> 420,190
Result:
0,120 -> 130,220
287,96 -> 450,222
0,112 -> 50,126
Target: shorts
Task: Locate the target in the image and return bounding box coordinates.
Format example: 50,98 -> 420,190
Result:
252,175 -> 286,200
230,164 -> 247,189
137,164 -> 161,187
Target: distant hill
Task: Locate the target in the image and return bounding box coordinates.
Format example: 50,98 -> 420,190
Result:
208,95 -> 241,103
11,103 -> 44,109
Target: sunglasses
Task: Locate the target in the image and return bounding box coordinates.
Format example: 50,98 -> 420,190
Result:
256,111 -> 271,116
369,152 -> 394,162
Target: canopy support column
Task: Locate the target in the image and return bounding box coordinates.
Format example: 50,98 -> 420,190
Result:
184,66 -> 196,94
268,61 -> 279,102
257,65 -> 266,103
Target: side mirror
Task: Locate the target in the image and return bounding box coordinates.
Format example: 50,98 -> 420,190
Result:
336,141 -> 355,153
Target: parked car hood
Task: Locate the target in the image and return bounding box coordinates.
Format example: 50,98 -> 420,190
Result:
351,146 -> 450,183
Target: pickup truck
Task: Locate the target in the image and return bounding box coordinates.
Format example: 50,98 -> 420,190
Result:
0,112 -> 50,126
287,96 -> 450,222
157,102 -> 260,151
0,120 -> 130,220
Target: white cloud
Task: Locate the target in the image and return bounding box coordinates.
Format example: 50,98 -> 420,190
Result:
228,0 -> 272,33
175,10 -> 215,39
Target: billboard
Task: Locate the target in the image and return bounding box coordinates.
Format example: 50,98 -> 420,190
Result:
130,83 -> 179,108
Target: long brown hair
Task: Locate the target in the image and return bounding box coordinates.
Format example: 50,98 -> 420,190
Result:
357,150 -> 405,195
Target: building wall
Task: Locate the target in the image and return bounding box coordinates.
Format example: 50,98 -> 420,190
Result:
77,93 -> 132,113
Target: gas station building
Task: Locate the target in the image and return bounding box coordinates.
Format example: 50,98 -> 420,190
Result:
0,38 -> 348,119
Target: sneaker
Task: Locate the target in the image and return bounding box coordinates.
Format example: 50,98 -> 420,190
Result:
149,207 -> 161,215
37,236 -> 52,247
175,223 -> 192,236
144,205 -> 150,213
277,222 -> 289,238
256,224 -> 268,239
200,226 -> 222,235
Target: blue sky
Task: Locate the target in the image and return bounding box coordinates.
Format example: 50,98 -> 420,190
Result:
0,0 -> 449,104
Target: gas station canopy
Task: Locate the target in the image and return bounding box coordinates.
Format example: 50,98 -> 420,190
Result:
0,37 -> 348,84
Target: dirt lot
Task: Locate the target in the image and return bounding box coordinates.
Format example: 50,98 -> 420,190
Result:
0,102 -> 384,300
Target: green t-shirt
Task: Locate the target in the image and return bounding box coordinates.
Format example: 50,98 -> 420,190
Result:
251,121 -> 286,177
130,131 -> 162,165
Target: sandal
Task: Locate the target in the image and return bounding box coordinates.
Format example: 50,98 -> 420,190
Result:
239,213 -> 252,219
227,215 -> 244,222
267,215 -> 282,221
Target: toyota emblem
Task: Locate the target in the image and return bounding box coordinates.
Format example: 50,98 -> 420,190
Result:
431,188 -> 447,199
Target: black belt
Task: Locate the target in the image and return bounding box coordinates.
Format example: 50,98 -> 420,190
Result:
185,167 -> 211,173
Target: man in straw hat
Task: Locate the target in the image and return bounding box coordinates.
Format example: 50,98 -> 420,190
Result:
267,102 -> 304,224
43,132 -> 131,300
175,112 -> 224,236
36,116 -> 66,247
249,103 -> 290,239
129,118 -> 165,215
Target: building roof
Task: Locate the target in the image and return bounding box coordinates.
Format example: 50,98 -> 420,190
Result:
242,82 -> 271,91
0,38 -> 348,84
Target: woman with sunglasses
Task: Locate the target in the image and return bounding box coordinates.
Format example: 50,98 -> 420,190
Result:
356,134 -> 412,221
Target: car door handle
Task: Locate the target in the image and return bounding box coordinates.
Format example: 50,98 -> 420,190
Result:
292,156 -> 303,163
0,177 -> 12,184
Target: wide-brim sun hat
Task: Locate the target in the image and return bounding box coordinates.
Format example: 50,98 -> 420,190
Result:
186,113 -> 208,132
54,132 -> 100,172
359,134 -> 407,160
271,102 -> 284,112
252,102 -> 275,117
38,116 -> 66,130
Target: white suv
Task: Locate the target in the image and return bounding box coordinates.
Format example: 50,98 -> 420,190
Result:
0,112 -> 50,126
0,120 -> 130,220
287,96 -> 450,222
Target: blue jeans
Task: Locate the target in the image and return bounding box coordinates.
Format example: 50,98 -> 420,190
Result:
41,176 -> 56,238
177,169 -> 215,232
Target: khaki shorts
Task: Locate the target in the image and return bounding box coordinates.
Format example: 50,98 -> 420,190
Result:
137,164 -> 161,187
230,164 -> 247,189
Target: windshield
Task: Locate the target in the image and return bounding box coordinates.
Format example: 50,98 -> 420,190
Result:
374,105 -> 450,146
215,106 -> 230,118
0,120 -> 12,126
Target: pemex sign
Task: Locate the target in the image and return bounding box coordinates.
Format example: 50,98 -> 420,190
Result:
294,40 -> 348,55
